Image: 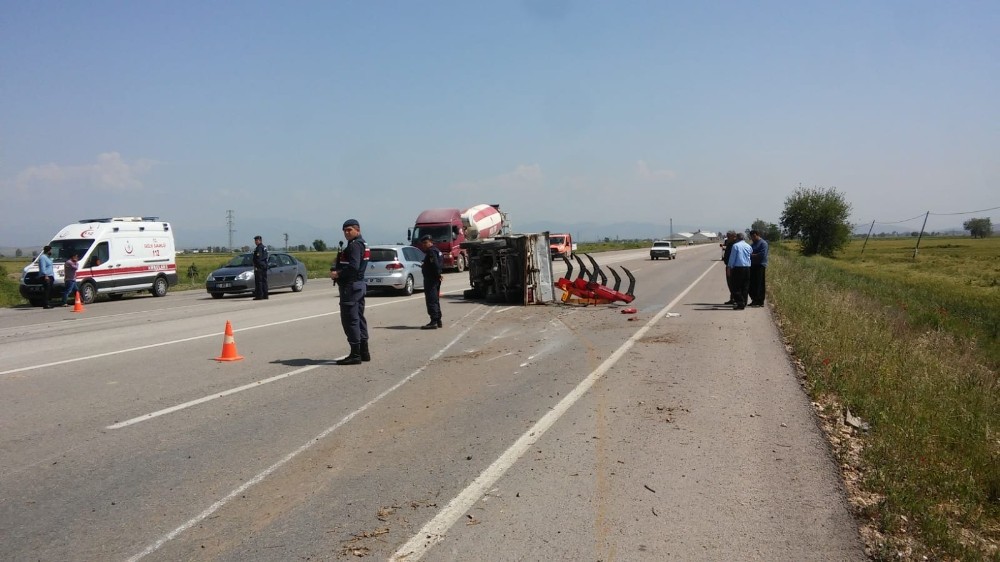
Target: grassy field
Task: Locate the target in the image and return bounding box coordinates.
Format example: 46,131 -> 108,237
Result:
770,236 -> 999,560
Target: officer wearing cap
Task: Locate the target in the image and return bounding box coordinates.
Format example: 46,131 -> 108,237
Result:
252,235 -> 269,300
329,219 -> 370,364
419,234 -> 444,329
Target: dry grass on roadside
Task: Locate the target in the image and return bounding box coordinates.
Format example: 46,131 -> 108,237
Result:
769,240 -> 999,561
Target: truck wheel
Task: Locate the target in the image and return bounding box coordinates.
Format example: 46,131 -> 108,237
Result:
151,276 -> 169,297
400,275 -> 414,296
456,254 -> 466,272
80,282 -> 98,304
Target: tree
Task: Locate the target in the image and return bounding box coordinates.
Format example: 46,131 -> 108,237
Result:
15,248 -> 23,257
779,186 -> 852,256
312,239 -> 328,252
750,219 -> 782,242
963,217 -> 993,238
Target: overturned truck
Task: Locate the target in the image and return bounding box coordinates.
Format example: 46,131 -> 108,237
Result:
461,232 -> 636,306
461,233 -> 556,305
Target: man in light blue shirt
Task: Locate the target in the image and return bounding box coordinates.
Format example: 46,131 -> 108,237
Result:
726,233 -> 752,310
37,245 -> 55,309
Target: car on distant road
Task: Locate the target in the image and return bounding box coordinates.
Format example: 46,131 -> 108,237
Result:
365,245 -> 426,296
206,252 -> 307,298
649,240 -> 678,260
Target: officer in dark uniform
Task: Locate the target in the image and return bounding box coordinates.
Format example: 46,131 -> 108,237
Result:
721,231 -> 736,305
419,234 -> 444,329
252,235 -> 269,300
329,219 -> 370,365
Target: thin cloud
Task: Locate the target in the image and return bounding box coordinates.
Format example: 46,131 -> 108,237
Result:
452,164 -> 543,192
635,160 -> 676,181
13,152 -> 156,193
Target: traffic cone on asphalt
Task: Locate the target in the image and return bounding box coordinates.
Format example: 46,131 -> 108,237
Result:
71,291 -> 85,313
215,320 -> 244,362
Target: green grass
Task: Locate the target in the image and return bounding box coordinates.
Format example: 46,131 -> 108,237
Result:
769,236 -> 1000,560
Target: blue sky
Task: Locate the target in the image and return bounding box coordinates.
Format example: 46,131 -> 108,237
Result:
2,0 -> 997,248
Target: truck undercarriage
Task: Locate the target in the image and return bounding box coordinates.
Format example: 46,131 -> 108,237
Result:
461,234 -> 555,305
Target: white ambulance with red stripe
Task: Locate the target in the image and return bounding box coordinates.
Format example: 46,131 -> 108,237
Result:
20,216 -> 178,306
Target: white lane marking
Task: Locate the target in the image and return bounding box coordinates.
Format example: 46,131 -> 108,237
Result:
486,352 -> 514,362
106,365 -> 321,429
106,288 -> 475,428
125,305 -> 492,562
389,261 -> 719,561
0,302 -> 212,334
0,297 -> 434,378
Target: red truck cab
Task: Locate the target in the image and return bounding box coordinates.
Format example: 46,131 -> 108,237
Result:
409,208 -> 467,271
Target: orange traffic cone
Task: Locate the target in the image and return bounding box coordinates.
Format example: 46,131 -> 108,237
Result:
71,291 -> 85,313
215,320 -> 244,362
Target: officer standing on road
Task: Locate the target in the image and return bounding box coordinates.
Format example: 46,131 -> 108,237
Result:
38,245 -> 54,309
419,234 -> 444,329
252,235 -> 269,300
721,230 -> 737,305
330,219 -> 370,365
749,230 -> 769,307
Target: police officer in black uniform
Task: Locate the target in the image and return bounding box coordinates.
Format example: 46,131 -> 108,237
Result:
419,234 -> 444,329
252,235 -> 269,300
721,231 -> 736,305
330,219 -> 370,365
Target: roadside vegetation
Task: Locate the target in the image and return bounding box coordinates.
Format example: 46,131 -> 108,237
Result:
769,236 -> 999,560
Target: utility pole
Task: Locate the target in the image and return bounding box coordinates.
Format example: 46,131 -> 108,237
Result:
670,217 -> 673,240
226,210 -> 236,251
283,233 -> 289,251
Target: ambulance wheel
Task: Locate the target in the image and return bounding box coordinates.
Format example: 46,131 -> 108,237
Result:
456,254 -> 466,272
400,275 -> 414,296
291,275 -> 305,292
80,282 -> 98,305
210,292 -> 224,299
151,276 -> 169,297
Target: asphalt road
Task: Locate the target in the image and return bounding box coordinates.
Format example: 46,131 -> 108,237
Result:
0,244 -> 865,561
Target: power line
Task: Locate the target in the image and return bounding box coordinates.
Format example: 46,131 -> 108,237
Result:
859,204 -> 998,226
929,205 -> 1000,216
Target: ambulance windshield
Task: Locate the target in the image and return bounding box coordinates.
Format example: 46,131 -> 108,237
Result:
49,240 -> 95,263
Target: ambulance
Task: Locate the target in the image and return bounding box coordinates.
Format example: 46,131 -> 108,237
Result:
20,216 -> 178,306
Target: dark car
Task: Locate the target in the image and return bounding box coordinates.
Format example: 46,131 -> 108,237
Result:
206,252 -> 307,299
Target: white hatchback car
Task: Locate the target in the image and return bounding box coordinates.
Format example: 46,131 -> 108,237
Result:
364,245 -> 426,296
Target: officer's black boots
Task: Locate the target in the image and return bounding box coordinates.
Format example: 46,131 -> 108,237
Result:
360,341 -> 371,362
336,344 -> 363,365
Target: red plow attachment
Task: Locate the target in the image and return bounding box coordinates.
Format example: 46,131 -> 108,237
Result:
555,254 -> 635,305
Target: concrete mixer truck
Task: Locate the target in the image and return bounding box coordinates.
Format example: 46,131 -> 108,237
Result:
408,204 -> 508,272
